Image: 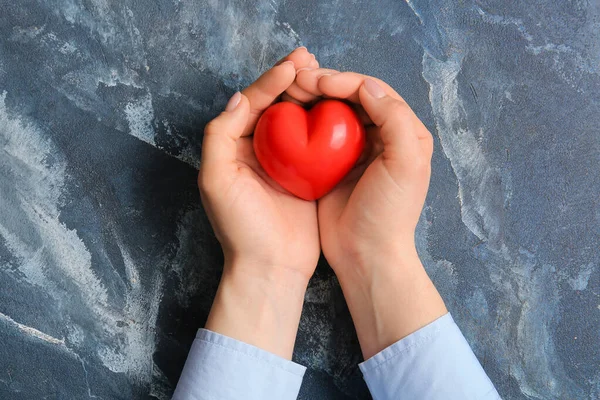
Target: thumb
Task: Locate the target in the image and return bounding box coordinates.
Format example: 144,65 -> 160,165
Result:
358,79 -> 424,173
199,92 -> 250,192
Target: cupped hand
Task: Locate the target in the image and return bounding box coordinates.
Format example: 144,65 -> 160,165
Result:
291,70 -> 433,277
290,70 -> 446,359
198,48 -> 320,358
199,47 -> 320,283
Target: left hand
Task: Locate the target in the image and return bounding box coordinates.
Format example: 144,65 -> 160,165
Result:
199,48 -> 320,359
289,70 -> 445,358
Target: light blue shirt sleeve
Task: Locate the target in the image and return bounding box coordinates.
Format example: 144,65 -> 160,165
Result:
173,313 -> 500,399
360,313 -> 501,400
172,329 -> 306,400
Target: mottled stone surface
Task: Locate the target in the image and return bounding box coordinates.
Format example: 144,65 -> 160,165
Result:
1,1 -> 599,399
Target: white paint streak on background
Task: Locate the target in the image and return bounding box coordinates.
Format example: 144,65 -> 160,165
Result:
2,1 -> 304,384
17,0 -> 302,170
568,263 -> 594,291
125,92 -> 156,146
418,3 -> 586,394
405,0 -> 424,25
0,91 -> 163,384
0,310 -> 65,346
422,52 -> 503,245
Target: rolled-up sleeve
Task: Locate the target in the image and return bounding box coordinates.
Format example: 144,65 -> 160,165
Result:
173,329 -> 306,400
360,313 -> 501,400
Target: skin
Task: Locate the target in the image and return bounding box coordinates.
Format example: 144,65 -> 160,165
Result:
199,48 -> 320,359
292,70 -> 447,358
199,48 -> 447,361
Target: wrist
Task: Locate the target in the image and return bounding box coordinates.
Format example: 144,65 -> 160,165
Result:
332,241 -> 420,284
224,255 -> 311,290
333,246 -> 447,360
205,260 -> 309,359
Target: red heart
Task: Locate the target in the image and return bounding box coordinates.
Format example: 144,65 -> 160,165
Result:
254,100 -> 365,200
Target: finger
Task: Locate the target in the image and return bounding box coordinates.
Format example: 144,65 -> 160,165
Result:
281,49 -> 322,104
294,69 -> 375,125
308,53 -> 319,69
356,126 -> 383,166
358,79 -> 426,171
283,67 -> 338,105
318,72 -> 403,104
241,61 -> 296,136
321,73 -> 432,157
274,47 -> 312,68
318,164 -> 364,224
242,47 -> 313,134
351,103 -> 374,126
280,92 -> 305,106
295,68 -> 339,97
285,67 -> 319,103
199,92 -> 250,191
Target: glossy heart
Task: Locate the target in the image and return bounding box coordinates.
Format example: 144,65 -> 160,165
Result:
253,100 -> 365,200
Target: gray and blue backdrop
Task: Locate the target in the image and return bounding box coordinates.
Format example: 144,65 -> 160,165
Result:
0,0 -> 599,399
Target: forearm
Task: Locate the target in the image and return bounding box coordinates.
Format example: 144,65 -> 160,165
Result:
336,245 -> 447,359
205,261 -> 309,359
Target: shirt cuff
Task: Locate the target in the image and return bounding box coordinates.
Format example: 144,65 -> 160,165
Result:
359,313 -> 501,400
173,329 -> 306,400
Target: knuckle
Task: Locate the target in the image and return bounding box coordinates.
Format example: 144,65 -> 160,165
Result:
204,118 -> 223,136
415,154 -> 431,173
423,131 -> 434,154
427,137 -> 435,158
423,128 -> 434,143
197,168 -> 216,195
199,181 -> 217,201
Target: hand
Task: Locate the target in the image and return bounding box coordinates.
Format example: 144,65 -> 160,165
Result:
292,70 -> 447,359
198,48 -> 320,359
293,71 -> 432,274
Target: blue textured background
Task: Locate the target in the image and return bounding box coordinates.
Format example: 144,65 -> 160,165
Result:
1,1 -> 599,399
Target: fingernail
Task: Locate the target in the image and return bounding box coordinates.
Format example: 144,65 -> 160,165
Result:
281,60 -> 295,67
225,91 -> 241,112
364,78 -> 386,99
297,46 -> 307,51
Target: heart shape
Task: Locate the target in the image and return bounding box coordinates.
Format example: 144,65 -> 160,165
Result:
254,100 -> 365,200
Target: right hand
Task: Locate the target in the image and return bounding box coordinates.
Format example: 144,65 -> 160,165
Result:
291,71 -> 447,359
